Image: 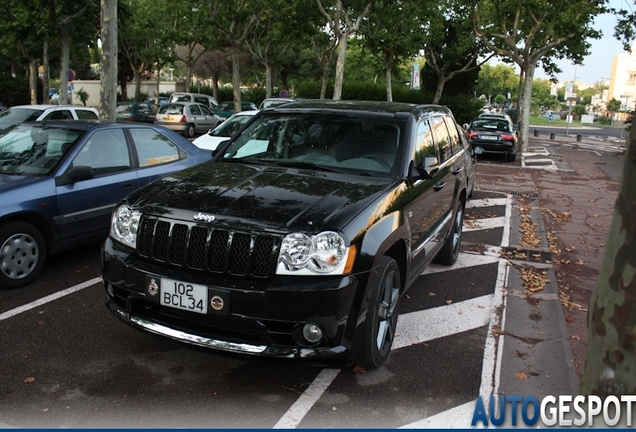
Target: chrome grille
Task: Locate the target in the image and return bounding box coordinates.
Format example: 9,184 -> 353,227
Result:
136,217 -> 280,278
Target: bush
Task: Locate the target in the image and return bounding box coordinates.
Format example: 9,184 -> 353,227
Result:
597,116 -> 612,125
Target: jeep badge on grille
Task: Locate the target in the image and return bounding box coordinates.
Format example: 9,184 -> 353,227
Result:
193,212 -> 215,222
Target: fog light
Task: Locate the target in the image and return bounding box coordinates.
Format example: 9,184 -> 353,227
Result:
302,323 -> 323,344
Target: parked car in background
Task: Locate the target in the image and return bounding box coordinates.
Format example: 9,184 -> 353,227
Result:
0,105 -> 99,133
0,121 -> 211,289
259,97 -> 295,110
169,92 -> 218,111
465,117 -> 518,162
116,102 -> 158,123
101,100 -> 470,370
0,102 -> 6,112
154,102 -> 221,138
192,110 -> 258,152
478,112 -> 516,132
213,101 -> 258,122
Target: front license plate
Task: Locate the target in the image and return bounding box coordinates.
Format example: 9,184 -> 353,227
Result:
480,135 -> 498,140
160,278 -> 208,314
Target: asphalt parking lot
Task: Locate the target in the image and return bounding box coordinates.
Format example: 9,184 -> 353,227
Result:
0,188 -> 512,428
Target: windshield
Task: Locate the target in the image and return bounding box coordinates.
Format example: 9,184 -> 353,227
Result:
0,108 -> 44,129
211,114 -> 253,137
221,112 -> 403,175
116,104 -> 133,113
470,120 -> 511,132
0,124 -> 83,176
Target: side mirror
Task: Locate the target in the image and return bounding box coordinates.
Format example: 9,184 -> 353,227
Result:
68,165 -> 94,182
463,123 -> 469,129
413,155 -> 439,179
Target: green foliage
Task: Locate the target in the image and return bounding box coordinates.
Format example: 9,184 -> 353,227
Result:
607,98 -> 622,113
75,87 -> 90,106
0,72 -> 41,106
597,116 -> 612,125
476,63 -> 518,103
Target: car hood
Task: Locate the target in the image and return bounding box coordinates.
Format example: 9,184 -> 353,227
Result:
127,161 -> 392,232
0,173 -> 48,191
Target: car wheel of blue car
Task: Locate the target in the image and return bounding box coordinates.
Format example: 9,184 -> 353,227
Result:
357,256 -> 401,370
0,221 -> 47,289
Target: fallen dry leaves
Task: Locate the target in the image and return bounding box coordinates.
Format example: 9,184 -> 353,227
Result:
514,371 -> 529,379
519,268 -> 550,297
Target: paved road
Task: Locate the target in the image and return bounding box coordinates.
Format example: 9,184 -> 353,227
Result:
0,190 -> 513,428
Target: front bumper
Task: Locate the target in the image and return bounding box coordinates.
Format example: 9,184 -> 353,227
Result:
101,238 -> 365,365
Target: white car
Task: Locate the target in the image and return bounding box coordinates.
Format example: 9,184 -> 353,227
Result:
192,110 -> 258,151
0,105 -> 99,131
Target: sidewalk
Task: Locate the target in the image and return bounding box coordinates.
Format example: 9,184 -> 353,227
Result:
475,133 -> 622,399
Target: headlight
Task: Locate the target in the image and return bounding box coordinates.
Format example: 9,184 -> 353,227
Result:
277,231 -> 351,275
110,204 -> 141,248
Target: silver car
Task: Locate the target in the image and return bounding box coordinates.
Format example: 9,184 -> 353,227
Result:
154,102 -> 221,138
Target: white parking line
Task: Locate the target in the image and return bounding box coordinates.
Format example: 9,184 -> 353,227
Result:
0,276 -> 102,322
464,216 -> 506,232
400,400 -> 478,428
422,252 -> 500,275
273,368 -> 341,429
466,198 -> 508,208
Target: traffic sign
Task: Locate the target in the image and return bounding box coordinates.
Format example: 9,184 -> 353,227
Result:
279,89 -> 288,98
67,69 -> 75,82
548,114 -> 554,122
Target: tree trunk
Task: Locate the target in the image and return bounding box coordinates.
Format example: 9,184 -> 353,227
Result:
432,75 -> 447,104
99,0 -> 118,122
320,56 -> 331,99
59,27 -> 71,105
155,65 -> 161,105
231,45 -> 242,111
385,67 -> 392,102
265,63 -> 273,99
29,59 -> 38,105
134,72 -> 142,99
212,70 -> 219,101
580,121 -> 636,396
517,63 -> 535,153
333,35 -> 348,100
43,41 -> 50,104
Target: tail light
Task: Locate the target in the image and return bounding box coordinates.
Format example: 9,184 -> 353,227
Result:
154,115 -> 157,121
500,134 -> 515,142
180,115 -> 187,123
466,132 -> 478,139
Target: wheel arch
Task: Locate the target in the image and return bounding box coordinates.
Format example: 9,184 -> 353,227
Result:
0,213 -> 54,254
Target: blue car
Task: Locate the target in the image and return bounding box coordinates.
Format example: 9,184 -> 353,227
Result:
0,121 -> 212,288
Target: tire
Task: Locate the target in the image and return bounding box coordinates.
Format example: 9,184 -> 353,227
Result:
356,256 -> 401,370
0,221 -> 47,289
505,151 -> 517,162
433,199 -> 465,265
185,123 -> 196,138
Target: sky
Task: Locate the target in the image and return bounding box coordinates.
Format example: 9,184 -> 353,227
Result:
531,0 -> 632,85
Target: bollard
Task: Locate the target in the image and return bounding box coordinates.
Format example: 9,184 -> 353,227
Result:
576,134 -> 582,142
550,132 -> 555,140
533,129 -> 539,137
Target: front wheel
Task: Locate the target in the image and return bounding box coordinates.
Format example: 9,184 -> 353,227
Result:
0,221 -> 47,289
433,199 -> 465,265
356,256 -> 401,370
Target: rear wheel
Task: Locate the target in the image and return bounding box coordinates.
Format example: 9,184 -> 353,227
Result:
505,151 -> 517,162
185,123 -> 196,138
356,256 -> 401,370
0,221 -> 47,289
433,199 -> 465,265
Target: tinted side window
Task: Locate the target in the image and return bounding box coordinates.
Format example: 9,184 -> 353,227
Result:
44,110 -> 73,120
200,105 -> 212,115
75,109 -> 98,120
414,119 -> 436,168
130,128 -> 181,167
194,96 -> 208,106
443,116 -> 461,155
429,116 -> 453,163
72,129 -> 131,176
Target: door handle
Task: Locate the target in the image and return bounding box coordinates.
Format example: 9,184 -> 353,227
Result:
451,167 -> 463,175
121,182 -> 134,190
434,182 -> 446,191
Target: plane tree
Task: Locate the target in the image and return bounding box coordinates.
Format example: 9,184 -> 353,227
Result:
421,0 -> 493,104
358,0 -> 424,101
473,0 -> 607,152
316,0 -> 373,100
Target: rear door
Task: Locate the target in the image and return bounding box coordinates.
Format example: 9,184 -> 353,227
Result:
55,128 -> 138,244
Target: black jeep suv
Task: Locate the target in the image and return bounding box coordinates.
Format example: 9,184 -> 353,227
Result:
101,100 -> 473,369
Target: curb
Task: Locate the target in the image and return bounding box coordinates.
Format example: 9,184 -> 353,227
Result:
495,193 -> 579,399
